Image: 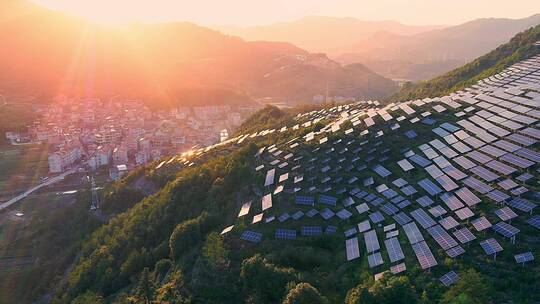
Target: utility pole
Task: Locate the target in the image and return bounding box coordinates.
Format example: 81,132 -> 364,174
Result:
90,176 -> 99,211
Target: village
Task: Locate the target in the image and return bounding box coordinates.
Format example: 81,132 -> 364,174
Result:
4,97 -> 260,181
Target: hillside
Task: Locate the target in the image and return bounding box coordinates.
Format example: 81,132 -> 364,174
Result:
390,24 -> 540,102
9,30 -> 536,303
219,16 -> 442,55
0,1 -> 398,106
337,14 -> 540,80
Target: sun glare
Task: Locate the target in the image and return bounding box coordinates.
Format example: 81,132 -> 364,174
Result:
31,0 -> 152,25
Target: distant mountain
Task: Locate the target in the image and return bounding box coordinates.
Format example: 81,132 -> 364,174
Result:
390,24 -> 540,102
219,16 -> 442,55
337,14 -> 540,80
0,2 -> 398,106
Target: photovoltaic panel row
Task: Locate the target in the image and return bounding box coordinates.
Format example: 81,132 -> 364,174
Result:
440,271 -> 459,286
427,224 -> 459,250
412,241 -> 438,269
346,237 -> 360,261
418,178 -> 443,196
492,222 -> 520,238
364,230 -> 381,253
241,231 -> 262,243
403,222 -> 424,244
410,208 -> 437,229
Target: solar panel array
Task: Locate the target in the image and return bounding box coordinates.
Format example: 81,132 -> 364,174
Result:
219,54 -> 540,275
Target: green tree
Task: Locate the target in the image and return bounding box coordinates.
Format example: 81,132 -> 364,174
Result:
72,291 -> 104,304
441,269 -> 492,304
134,267 -> 155,304
282,282 -> 327,304
240,254 -> 296,302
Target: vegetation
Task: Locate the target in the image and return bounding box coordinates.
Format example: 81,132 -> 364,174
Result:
390,24 -> 540,102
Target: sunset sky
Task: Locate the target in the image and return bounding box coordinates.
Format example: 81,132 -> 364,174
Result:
32,0 -> 540,26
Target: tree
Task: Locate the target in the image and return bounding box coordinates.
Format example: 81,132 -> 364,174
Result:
134,267 -> 155,304
441,269 -> 492,304
346,276 -> 417,304
345,284 -> 375,304
201,232 -> 228,267
282,283 -> 327,304
72,291 -> 104,304
240,255 -> 296,302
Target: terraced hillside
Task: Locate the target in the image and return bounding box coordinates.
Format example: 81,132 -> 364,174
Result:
53,54 -> 540,303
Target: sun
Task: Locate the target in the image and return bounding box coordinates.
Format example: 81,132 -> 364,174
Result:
31,0 -> 149,25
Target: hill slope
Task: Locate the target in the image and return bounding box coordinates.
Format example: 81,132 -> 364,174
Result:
389,24 -> 540,102
41,29 -> 540,304
219,16 -> 442,55
0,2 -> 397,106
337,14 -> 540,80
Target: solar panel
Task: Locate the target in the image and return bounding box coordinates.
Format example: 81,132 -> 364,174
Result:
325,225 -> 338,234
455,207 -> 475,220
439,216 -> 459,230
320,208 -> 335,220
241,230 -> 262,243
393,178 -> 408,188
373,165 -> 392,178
514,252 -> 534,264
429,205 -> 448,217
453,156 -> 477,170
369,211 -> 385,224
507,198 -> 536,213
385,237 -> 405,263
278,213 -> 290,222
346,237 -> 361,261
417,196 -> 435,207
393,212 -> 413,226
411,208 -> 437,229
401,185 -> 418,196
446,245 -> 465,258
435,174 -> 459,191
238,201 -> 252,217
440,271 -> 459,286
344,228 -> 357,238
300,226 -> 322,236
418,178 -> 443,196
409,154 -> 432,167
381,203 -> 399,215
403,222 -> 424,244
262,194 -> 273,211
442,165 -> 467,180
221,225 -> 234,235
397,199 -> 412,209
368,252 -> 384,268
355,203 -> 370,215
463,177 -> 493,194
319,195 -> 338,206
336,209 -> 353,220
264,169 -> 276,186
364,230 -> 381,253
427,225 -> 459,250
470,166 -> 500,182
500,153 -> 534,169
275,229 -> 297,240
454,187 -> 481,207
412,241 -> 438,269
453,227 -> 476,244
390,263 -> 407,274
492,221 -> 520,238
479,238 -> 503,255
495,207 -> 518,221
485,160 -> 517,175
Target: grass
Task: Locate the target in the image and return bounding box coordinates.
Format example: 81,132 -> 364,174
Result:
0,144 -> 50,196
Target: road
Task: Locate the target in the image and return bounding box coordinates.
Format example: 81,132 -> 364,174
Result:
0,168 -> 77,211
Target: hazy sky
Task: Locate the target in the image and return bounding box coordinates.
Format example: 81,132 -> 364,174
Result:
33,0 -> 540,26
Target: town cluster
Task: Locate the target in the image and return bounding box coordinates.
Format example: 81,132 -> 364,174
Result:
5,97 -> 259,179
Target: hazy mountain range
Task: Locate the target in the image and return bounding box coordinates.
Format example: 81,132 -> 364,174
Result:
0,1 -> 397,107
220,15 -> 540,81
